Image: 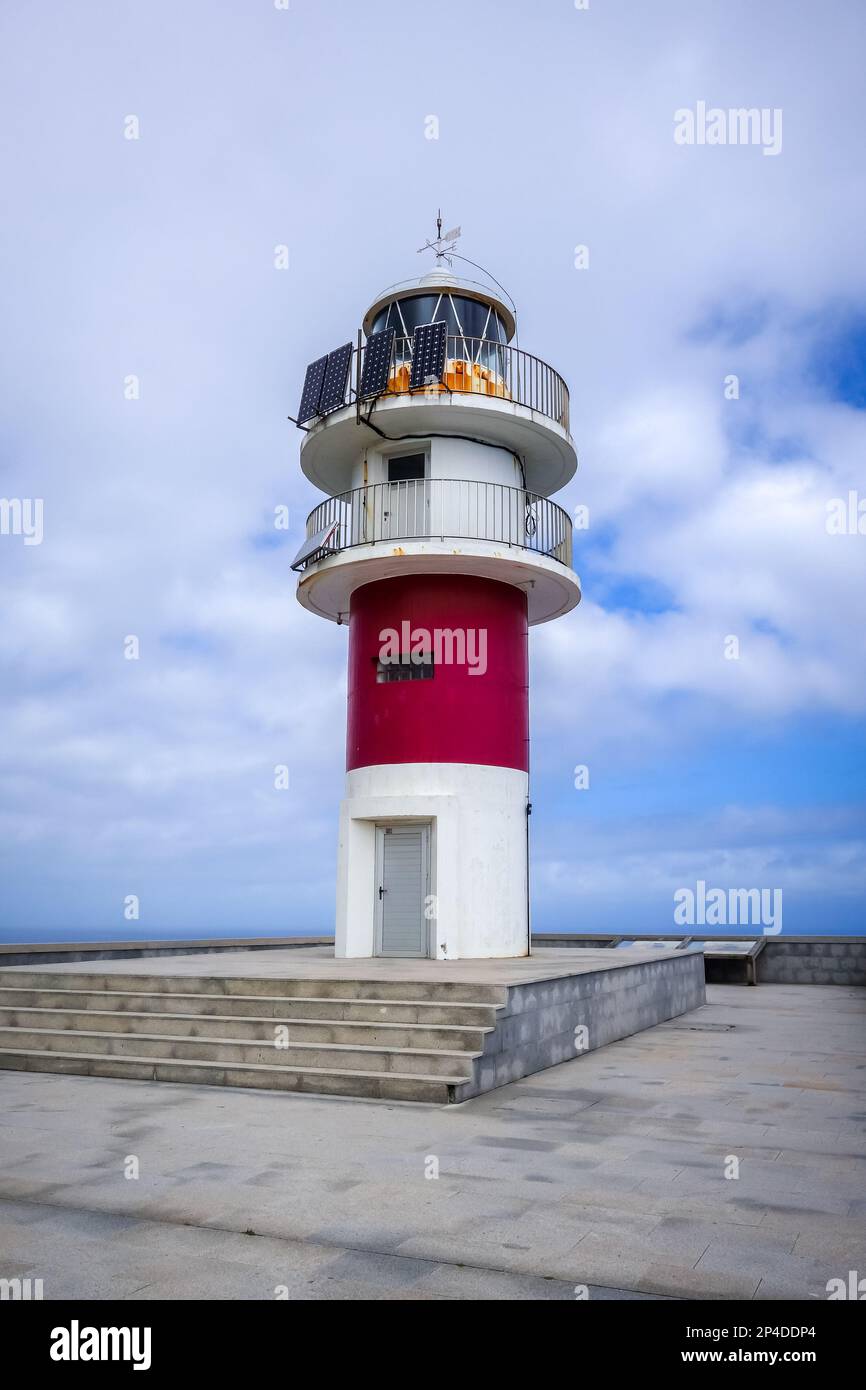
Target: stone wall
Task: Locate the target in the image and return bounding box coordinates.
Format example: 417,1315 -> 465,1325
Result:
0,938 -> 330,967
532,935 -> 866,987
457,950 -> 706,1099
756,938 -> 866,986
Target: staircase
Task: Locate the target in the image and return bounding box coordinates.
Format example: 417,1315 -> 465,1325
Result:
0,969 -> 506,1104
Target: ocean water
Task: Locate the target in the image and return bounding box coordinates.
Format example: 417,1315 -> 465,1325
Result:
0,926 -> 331,946
0,923 -> 849,945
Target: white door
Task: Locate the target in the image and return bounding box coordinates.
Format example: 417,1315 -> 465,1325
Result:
383,454 -> 428,541
375,823 -> 431,957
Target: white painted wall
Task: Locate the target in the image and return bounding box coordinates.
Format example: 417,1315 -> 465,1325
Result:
335,762 -> 529,960
348,436 -> 519,492
344,437 -> 527,555
428,436 -> 519,488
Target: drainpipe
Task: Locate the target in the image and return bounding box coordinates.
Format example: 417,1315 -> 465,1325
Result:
526,799 -> 532,956
526,619 -> 532,957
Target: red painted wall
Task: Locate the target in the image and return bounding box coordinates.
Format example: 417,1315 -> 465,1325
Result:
347,574 -> 529,772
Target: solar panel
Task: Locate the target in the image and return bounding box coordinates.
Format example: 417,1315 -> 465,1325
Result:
289,520 -> 340,572
359,327 -> 395,399
409,321 -> 447,390
297,354 -> 328,424
318,342 -> 353,415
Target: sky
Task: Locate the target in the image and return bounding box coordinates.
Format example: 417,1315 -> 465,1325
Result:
1,0 -> 865,942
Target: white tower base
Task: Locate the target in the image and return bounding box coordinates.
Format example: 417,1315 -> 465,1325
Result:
336,763 -> 529,960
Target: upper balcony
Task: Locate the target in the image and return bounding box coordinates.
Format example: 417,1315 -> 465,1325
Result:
298,333 -> 577,498
292,477 -> 581,626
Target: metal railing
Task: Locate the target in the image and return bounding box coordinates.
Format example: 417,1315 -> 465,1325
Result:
294,478 -> 573,572
316,333 -> 569,433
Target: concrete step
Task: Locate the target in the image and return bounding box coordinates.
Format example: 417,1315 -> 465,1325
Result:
0,1047 -> 461,1104
0,968 -> 507,1102
0,1027 -> 478,1078
0,969 -> 506,1005
0,986 -> 499,1028
0,1006 -> 491,1052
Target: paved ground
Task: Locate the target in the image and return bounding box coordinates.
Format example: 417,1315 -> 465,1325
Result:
2,944 -> 671,985
1,983 -> 864,1300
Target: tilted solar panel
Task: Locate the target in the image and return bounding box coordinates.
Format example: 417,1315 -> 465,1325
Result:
289,520 -> 341,573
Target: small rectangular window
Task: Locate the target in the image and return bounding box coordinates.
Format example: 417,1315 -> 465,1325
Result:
387,453 -> 426,482
376,654 -> 434,683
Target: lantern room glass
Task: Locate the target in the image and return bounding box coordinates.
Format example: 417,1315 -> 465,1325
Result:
370,293 -> 508,376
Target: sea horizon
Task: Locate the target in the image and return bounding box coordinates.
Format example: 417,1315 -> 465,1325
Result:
0,922 -> 856,945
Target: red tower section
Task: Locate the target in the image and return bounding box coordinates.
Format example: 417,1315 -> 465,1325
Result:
346,574 -> 529,773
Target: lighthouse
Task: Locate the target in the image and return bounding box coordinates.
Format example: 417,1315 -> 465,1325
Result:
291,228 -> 580,959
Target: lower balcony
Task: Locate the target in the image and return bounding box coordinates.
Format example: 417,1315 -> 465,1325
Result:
292,478 -> 573,572
291,478 -> 580,626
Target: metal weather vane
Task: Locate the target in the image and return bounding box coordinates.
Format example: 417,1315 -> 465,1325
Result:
417,209 -> 461,265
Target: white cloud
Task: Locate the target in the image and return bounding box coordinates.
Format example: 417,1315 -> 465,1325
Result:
1,0 -> 865,932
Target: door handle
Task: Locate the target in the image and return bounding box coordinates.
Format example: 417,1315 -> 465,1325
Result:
378,885 -> 386,899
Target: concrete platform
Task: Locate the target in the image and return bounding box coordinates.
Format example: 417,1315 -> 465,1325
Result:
1,983 -> 863,1300
0,948 -> 706,1104
0,944 -> 688,983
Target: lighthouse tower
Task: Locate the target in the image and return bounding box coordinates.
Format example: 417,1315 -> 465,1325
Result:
291,231 -> 580,959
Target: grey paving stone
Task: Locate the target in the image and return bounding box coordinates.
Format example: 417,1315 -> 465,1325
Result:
0,980 -> 863,1300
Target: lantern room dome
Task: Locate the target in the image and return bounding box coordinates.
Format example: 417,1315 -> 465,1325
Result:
362,269 -> 517,343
